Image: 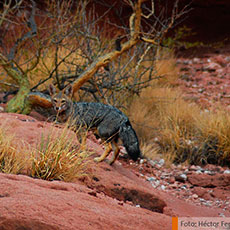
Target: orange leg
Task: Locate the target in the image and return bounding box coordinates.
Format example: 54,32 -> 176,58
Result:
108,141 -> 120,165
94,142 -> 112,163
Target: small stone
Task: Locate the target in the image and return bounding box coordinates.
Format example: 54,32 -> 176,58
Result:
149,160 -> 157,167
193,58 -> 200,63
175,174 -> 187,182
189,165 -> 198,171
215,55 -> 228,66
88,191 -> 97,197
151,180 -> 160,188
198,88 -> 205,93
192,194 -> 198,199
205,62 -> 221,71
223,169 -> 230,174
170,183 -> 178,189
147,177 -> 156,182
203,201 -> 212,207
192,84 -> 198,88
158,159 -> 165,166
180,185 -> 187,190
195,169 -> 202,174
168,176 -> 175,184
219,213 -> 225,217
155,164 -> 162,169
118,201 -> 124,206
139,159 -> 145,164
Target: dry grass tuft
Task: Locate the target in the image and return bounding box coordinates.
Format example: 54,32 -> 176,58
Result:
154,49 -> 179,86
193,108 -> 230,165
0,126 -> 26,174
30,125 -> 92,182
0,121 -> 92,181
129,50 -> 230,166
140,142 -> 160,160
130,87 -> 201,161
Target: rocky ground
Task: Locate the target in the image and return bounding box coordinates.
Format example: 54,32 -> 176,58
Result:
125,158 -> 230,214
0,111 -> 230,230
0,47 -> 230,230
176,47 -> 230,109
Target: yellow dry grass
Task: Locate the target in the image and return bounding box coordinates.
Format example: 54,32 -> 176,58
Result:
129,50 -> 183,142
29,46 -> 88,91
129,86 -> 201,162
129,49 -> 230,166
0,122 -> 92,181
30,125 -> 92,182
0,125 -> 26,174
194,108 -> 230,164
154,48 -> 179,86
1,30 -> 230,167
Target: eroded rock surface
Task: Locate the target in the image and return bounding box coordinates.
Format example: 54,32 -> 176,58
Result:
0,112 -> 229,230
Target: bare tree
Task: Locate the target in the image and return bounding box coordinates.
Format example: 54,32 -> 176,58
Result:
0,0 -> 190,113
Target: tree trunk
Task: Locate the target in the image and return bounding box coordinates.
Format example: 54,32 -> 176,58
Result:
6,75 -> 32,114
0,53 -> 32,114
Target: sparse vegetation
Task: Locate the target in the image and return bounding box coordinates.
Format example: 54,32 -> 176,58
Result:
0,127 -> 26,174
0,0 -> 188,113
0,0 -> 229,171
30,125 -> 92,182
1,48 -> 230,173
194,109 -> 230,166
129,50 -> 230,167
0,123 -> 92,181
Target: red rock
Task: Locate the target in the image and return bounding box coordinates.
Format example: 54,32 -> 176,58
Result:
177,53 -> 230,109
193,187 -> 214,200
0,173 -> 170,230
166,176 -> 176,184
191,194 -> 199,199
214,55 -> 228,67
0,112 -> 230,230
205,62 -> 222,71
203,164 -> 222,172
187,172 -> 230,188
212,188 -> 230,200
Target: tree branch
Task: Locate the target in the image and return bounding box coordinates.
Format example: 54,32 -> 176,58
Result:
8,0 -> 37,60
72,0 -> 143,93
